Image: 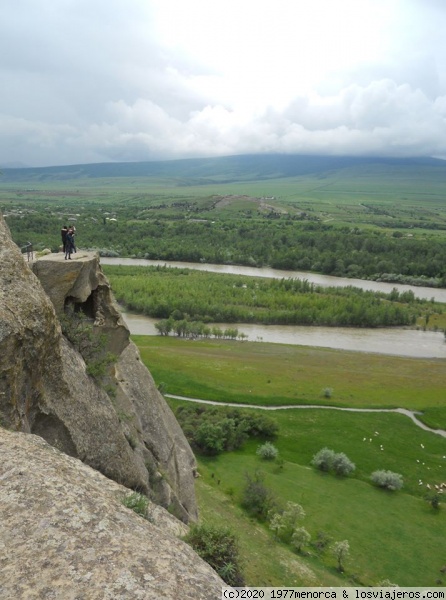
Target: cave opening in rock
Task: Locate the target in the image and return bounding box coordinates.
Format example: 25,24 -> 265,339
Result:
64,291 -> 96,319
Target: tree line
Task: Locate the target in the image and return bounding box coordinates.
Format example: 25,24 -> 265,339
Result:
103,265 -> 427,328
6,207 -> 446,285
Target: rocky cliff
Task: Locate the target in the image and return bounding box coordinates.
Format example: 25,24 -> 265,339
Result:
0,428 -> 222,599
0,214 -> 197,522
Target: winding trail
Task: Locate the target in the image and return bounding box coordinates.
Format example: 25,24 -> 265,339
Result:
165,394 -> 446,438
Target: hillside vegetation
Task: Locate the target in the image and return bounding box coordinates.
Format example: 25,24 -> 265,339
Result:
133,335 -> 446,587
103,264 -> 432,328
3,153 -> 446,284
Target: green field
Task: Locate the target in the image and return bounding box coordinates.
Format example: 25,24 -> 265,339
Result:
191,442 -> 446,587
133,335 -> 446,419
3,155 -> 446,227
4,166 -> 446,231
165,393 -> 446,587
131,334 -> 446,586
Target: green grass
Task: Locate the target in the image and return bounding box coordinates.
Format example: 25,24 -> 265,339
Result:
3,156 -> 446,234
261,408 -> 446,499
121,491 -> 149,517
133,335 -> 446,416
132,334 -> 446,586
195,477 -> 346,587
168,397 -> 446,500
168,397 -> 446,586
192,439 -> 446,587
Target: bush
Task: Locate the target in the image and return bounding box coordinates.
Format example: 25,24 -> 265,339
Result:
311,447 -> 336,472
426,493 -> 441,510
332,452 -> 356,476
184,523 -> 244,586
60,307 -> 116,381
242,413 -> 278,438
85,351 -> 117,379
256,442 -> 279,460
311,531 -> 332,554
175,405 -> 278,456
194,421 -> 225,455
311,448 -> 355,476
122,492 -> 149,517
370,470 -> 404,491
241,470 -> 276,521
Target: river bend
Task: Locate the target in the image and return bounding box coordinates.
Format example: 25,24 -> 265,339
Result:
102,258 -> 446,358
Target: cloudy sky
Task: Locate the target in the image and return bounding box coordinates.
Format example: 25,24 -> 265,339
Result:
2,0 -> 446,167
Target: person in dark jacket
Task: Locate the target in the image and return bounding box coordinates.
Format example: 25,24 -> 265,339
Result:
65,229 -> 74,259
69,225 -> 77,253
61,225 -> 68,252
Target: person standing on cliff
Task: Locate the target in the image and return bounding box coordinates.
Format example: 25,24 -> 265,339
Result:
69,225 -> 77,253
61,225 -> 68,253
65,229 -> 74,260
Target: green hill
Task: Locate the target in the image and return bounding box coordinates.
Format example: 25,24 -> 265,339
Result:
2,153 -> 446,185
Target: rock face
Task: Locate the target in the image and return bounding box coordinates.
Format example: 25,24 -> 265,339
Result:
0,428 -> 223,599
0,214 -> 197,522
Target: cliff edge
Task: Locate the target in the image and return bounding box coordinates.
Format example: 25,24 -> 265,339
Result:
0,215 -> 197,522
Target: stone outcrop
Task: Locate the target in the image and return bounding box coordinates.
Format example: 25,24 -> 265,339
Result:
0,214 -> 197,522
0,428 -> 223,599
31,250 -> 129,355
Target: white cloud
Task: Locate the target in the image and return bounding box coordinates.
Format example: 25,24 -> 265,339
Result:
1,0 -> 446,165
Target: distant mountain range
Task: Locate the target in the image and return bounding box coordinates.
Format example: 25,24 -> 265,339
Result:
1,154 -> 446,184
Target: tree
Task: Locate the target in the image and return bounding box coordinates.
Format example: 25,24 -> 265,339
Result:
256,441 -> 279,460
269,502 -> 305,542
175,405 -> 276,455
241,471 -> 276,520
332,540 -> 349,572
194,422 -> 224,455
154,318 -> 173,336
291,527 -> 311,553
269,511 -> 285,538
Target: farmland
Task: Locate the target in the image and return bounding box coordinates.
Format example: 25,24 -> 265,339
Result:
3,154 -> 446,285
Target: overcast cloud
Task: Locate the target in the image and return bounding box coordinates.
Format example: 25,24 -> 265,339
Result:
1,0 -> 446,167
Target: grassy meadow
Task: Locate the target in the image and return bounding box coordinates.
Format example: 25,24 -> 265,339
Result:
133,335 -> 446,422
165,394 -> 446,587
131,333 -> 446,587
4,154 -> 446,237
4,169 -> 446,231
192,442 -> 446,587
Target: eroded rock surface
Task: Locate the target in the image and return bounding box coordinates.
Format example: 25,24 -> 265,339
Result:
0,215 -> 197,521
0,428 -> 222,599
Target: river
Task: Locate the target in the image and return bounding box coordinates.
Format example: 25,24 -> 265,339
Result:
102,257 -> 446,358
101,257 -> 446,302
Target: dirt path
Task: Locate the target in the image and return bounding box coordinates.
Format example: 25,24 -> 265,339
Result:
165,394 -> 446,438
